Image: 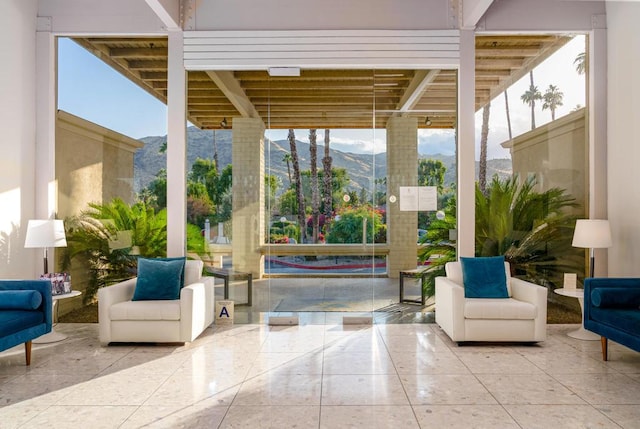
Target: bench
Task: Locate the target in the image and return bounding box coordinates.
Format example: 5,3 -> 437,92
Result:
205,267 -> 253,306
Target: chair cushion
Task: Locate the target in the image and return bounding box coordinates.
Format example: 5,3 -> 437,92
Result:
0,290 -> 42,310
461,256 -> 509,298
184,259 -> 203,286
109,300 -> 181,321
464,298 -> 537,320
132,257 -> 186,301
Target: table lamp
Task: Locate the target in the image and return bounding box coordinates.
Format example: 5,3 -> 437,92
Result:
24,219 -> 67,274
572,219 -> 612,278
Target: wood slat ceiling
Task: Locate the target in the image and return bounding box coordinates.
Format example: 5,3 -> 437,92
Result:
72,34 -> 572,130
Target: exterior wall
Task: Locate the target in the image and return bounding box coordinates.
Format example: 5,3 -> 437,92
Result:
607,2 -> 640,276
56,110 -> 143,219
386,116 -> 419,277
232,118 -> 265,277
503,109 -> 587,213
55,110 -> 142,315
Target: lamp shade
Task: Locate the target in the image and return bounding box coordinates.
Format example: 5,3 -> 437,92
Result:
24,219 -> 67,248
572,219 -> 612,249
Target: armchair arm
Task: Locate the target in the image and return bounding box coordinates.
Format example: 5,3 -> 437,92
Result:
511,277 -> 547,341
179,276 -> 215,341
435,276 -> 466,341
98,278 -> 136,345
0,280 -> 52,329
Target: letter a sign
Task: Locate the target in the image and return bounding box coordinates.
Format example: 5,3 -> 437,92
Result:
219,306 -> 230,318
215,300 -> 234,325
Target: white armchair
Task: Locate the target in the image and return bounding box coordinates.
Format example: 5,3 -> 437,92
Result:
435,261 -> 547,343
98,260 -> 215,345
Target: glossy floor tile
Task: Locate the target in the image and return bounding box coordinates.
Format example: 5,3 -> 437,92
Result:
1,322 -> 639,428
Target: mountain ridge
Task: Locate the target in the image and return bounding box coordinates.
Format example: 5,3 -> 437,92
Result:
134,127 -> 511,194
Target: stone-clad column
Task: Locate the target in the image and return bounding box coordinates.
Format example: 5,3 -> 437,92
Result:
232,118 -> 265,277
386,116 -> 418,277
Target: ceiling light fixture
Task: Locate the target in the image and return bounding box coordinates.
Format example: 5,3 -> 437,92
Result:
425,117 -> 432,126
220,118 -> 228,128
268,67 -> 301,77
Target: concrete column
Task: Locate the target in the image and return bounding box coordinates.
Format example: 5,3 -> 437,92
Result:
166,30 -> 187,257
232,118 -> 265,277
387,116 -> 418,277
457,29 -> 476,258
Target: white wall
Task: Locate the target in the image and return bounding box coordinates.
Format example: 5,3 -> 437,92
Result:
0,0 -> 38,278
606,2 -> 640,276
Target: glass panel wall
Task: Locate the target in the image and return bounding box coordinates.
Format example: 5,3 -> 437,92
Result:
474,34 -> 588,322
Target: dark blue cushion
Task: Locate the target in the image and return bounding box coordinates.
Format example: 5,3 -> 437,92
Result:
132,257 -> 186,301
591,288 -> 640,308
0,290 -> 42,310
0,311 -> 45,337
461,256 -> 509,298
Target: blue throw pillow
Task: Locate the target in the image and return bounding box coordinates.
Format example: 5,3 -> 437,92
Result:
0,290 -> 43,310
132,257 -> 186,301
461,256 -> 509,298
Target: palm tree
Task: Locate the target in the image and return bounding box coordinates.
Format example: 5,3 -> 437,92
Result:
574,51 -> 586,75
288,129 -> 306,242
309,129 -> 320,242
322,129 -> 333,218
479,102 -> 490,193
504,89 -> 513,140
543,84 -> 564,121
282,153 -> 293,186
521,71 -> 542,130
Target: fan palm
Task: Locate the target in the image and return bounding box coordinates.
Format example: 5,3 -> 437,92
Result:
419,177 -> 582,295
61,198 -> 168,303
475,176 -> 582,285
542,84 -> 564,121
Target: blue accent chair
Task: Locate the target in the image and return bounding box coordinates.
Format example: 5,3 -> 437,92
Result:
0,280 -> 52,365
584,278 -> 640,361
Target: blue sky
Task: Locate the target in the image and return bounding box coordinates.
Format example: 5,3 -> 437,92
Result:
57,35 -> 584,159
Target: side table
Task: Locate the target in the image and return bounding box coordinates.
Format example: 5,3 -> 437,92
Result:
399,268 -> 429,305
34,290 -> 82,344
205,267 -> 252,306
553,288 -> 600,340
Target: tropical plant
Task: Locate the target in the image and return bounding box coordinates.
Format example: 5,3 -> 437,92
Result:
419,176 -> 582,297
61,198 -> 168,304
326,206 -> 385,244
417,195 -> 457,299
521,71 -> 542,129
542,84 -> 564,121
475,176 -> 581,285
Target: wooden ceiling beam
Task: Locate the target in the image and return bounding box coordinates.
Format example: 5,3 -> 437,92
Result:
206,71 -> 260,119
110,47 -> 168,58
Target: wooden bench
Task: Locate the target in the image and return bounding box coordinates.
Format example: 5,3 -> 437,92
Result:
399,268 -> 429,305
205,267 -> 253,306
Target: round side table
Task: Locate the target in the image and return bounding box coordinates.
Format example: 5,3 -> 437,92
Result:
553,288 -> 600,340
33,290 -> 82,344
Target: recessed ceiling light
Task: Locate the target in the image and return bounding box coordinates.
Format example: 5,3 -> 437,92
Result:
268,67 -> 300,77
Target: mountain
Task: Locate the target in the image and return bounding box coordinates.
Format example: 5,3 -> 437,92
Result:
134,127 -> 511,194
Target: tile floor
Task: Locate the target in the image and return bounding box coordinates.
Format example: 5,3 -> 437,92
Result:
1,320 -> 639,428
